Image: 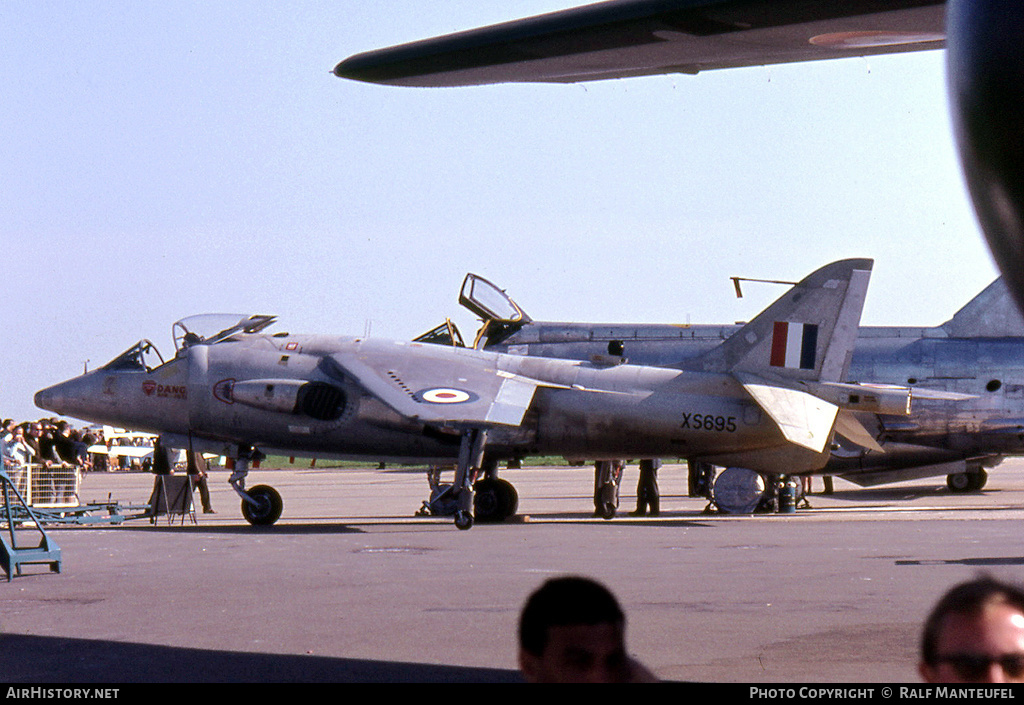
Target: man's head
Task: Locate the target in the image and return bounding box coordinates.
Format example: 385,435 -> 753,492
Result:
518,576 -> 633,683
919,576 -> 1024,683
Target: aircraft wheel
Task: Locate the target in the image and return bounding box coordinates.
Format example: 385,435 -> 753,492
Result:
947,473 -> 973,493
473,478 -> 519,522
454,510 -> 474,531
597,483 -> 617,519
970,469 -> 989,491
241,485 -> 283,526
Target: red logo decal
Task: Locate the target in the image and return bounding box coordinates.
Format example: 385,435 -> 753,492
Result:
142,379 -> 186,400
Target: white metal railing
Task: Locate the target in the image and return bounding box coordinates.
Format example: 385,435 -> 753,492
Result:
0,463 -> 80,508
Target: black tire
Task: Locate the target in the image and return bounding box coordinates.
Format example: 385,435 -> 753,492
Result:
454,510 -> 474,531
970,469 -> 989,491
241,485 -> 283,526
473,478 -> 519,522
947,473 -> 972,493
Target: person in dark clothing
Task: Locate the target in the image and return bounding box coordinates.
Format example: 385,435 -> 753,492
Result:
631,459 -> 661,516
187,450 -> 215,513
53,422 -> 78,465
151,438 -> 172,475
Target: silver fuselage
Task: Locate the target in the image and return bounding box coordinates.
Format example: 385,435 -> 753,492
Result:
35,333 -> 828,474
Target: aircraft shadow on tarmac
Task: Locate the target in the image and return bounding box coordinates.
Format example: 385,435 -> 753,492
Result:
895,556 -> 1024,567
813,485 -> 959,503
115,522 -> 368,535
1,633 -> 522,683
535,511 -> 713,527
112,511 -> 715,531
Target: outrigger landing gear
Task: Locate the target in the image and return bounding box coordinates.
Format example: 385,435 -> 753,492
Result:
229,445 -> 282,526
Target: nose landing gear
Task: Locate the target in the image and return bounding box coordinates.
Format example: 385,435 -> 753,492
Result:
240,484 -> 283,526
228,445 -> 283,526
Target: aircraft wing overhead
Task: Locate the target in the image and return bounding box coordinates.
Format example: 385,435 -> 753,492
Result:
335,0 -> 946,87
330,342 -> 543,427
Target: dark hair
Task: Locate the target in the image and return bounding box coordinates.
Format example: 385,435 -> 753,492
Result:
921,575 -> 1024,664
519,576 -> 625,656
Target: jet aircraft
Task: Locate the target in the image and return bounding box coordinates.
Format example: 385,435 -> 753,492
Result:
440,271 -> 1020,507
36,259 -> 908,528
334,0 -> 1024,323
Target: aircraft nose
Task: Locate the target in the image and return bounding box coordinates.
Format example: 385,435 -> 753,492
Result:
35,374 -> 93,417
35,382 -> 65,415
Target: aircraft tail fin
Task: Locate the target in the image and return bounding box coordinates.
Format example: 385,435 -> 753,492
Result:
681,259 -> 871,455
940,278 -> 1024,337
685,258 -> 873,383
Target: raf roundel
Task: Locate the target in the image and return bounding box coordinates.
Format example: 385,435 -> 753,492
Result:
418,388 -> 477,404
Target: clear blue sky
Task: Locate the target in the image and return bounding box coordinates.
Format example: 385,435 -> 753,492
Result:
1,2 -> 994,422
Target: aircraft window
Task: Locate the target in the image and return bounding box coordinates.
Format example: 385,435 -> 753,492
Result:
471,283 -> 519,320
101,340 -> 165,373
987,379 -> 1002,392
459,274 -> 530,324
413,319 -> 465,347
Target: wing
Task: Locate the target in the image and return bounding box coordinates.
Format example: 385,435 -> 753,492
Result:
335,0 -> 946,87
330,340 -> 549,427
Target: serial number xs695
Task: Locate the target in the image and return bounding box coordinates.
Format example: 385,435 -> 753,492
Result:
681,413 -> 737,432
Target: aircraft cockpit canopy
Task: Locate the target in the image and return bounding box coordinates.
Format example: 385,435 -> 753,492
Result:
459,274 -> 530,325
459,274 -> 531,349
101,340 -> 165,373
98,315 -> 278,373
172,314 -> 277,353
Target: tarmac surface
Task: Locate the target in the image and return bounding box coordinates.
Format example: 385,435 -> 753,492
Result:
5,459 -> 1024,683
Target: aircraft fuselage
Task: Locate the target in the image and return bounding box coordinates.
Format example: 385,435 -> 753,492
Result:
37,334 -> 820,472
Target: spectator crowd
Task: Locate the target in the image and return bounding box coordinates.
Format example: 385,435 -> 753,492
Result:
1,418 -> 157,475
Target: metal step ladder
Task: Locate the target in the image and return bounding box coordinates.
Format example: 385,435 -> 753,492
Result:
0,470 -> 62,581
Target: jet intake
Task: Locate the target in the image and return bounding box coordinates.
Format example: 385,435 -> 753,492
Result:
230,379 -> 347,421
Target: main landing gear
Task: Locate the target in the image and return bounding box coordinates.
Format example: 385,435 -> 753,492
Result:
450,429 -> 521,530
450,428 -> 488,530
418,430 -> 520,529
419,468 -> 520,524
229,445 -> 283,526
